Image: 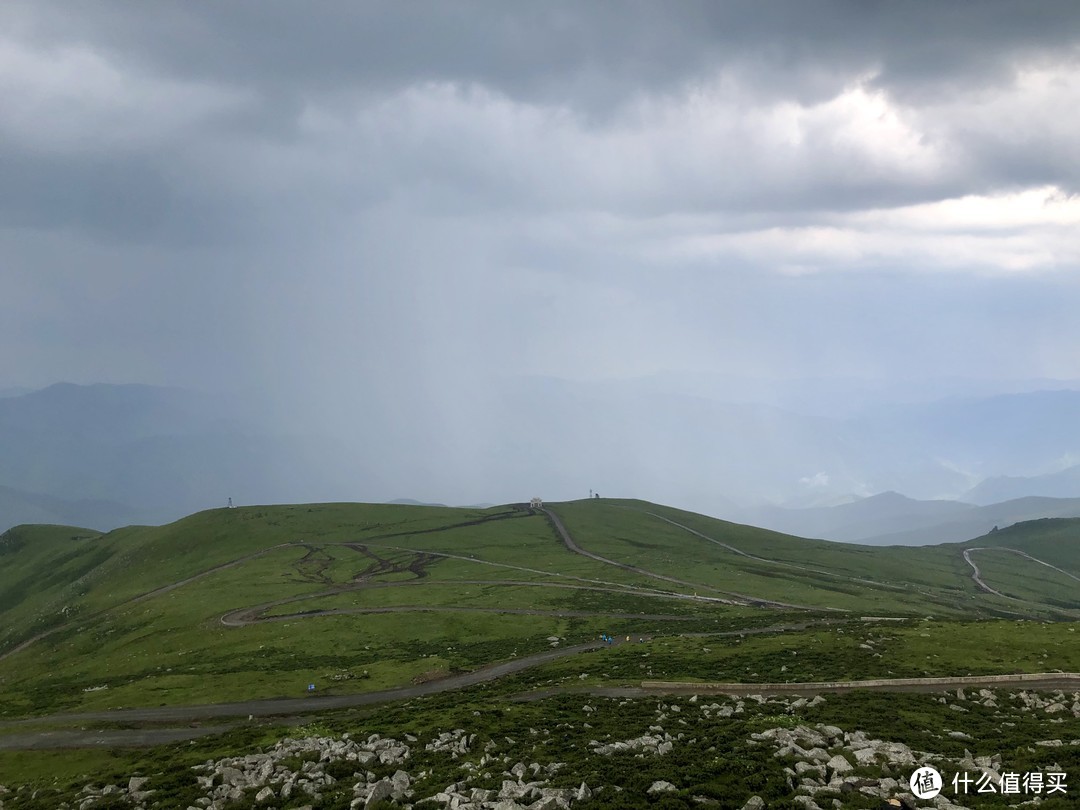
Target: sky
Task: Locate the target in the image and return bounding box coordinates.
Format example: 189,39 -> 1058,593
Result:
2,2 -> 1080,506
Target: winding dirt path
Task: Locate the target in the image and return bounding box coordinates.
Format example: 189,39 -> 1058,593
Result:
0,542 -> 304,664
236,605 -> 709,623
637,508 -> 1074,619
0,640 -> 608,730
218,538 -> 744,627
221,578 -> 731,626
543,507 -> 842,612
347,539 -> 733,605
11,510 -> 1080,752
0,725 -> 241,750
513,672 -> 1080,702
8,620 -> 1080,751
963,546 -> 1080,601
5,503 -> 851,663
963,548 -> 1009,598
643,510 -> 908,592
0,621 -> 837,743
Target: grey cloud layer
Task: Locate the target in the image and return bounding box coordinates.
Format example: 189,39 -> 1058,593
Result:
2,1 -> 1079,510
4,1 -> 1079,236
13,2 -> 1080,102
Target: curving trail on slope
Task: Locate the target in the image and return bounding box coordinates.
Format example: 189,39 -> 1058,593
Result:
0,541 -> 305,663
235,604 -> 708,623
542,507 -> 845,612
342,540 -> 737,606
8,619 -> 1080,752
0,639 -> 614,729
3,522 -> 734,661
971,546 -> 1080,583
636,508 -> 1071,618
216,535 -> 747,626
964,546 -> 1080,599
219,576 -> 725,627
514,671 -> 1080,702
0,621 -> 844,739
962,548 -> 1010,598
4,505 -> 855,664
642,510 -> 909,592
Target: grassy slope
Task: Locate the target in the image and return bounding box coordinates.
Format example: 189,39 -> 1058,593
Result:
964,517 -> 1080,564
1,501 -> 1078,719
549,500 -> 1056,617
0,524 -> 104,649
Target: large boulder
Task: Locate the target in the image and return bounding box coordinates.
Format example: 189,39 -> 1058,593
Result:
827,754 -> 853,775
366,779 -> 394,806
255,786 -> 275,803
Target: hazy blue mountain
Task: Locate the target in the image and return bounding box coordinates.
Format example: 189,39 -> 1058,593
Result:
0,383 -> 374,531
731,491 -> 974,543
861,496 -> 1080,545
964,465 -> 1080,505
734,491 -> 1080,546
462,376 -> 866,509
634,373 -> 1080,418
467,379 -> 1080,508
325,377 -> 1080,513
3,379 -> 1079,531
0,483 -> 148,532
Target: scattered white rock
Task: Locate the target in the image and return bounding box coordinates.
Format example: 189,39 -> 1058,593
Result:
648,780 -> 678,794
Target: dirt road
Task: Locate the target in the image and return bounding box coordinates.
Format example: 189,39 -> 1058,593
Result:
0,641 -> 613,726
542,507 -> 839,612
964,546 -> 1080,600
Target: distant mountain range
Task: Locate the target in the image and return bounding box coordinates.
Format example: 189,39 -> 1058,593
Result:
731,491 -> 1080,546
0,483 -> 152,531
447,378 -> 1080,509
0,383 -> 372,532
964,465 -> 1080,505
1,379 -> 1078,537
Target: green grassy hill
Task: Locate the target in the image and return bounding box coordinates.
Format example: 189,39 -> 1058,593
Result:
1,499 -> 1078,720
958,518 -> 1080,608
963,516 -> 1080,564
0,523 -> 105,649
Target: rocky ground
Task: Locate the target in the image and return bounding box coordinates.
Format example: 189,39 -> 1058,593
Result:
3,687 -> 1080,810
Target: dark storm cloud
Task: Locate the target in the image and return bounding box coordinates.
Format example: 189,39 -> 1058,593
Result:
2,0 -> 1080,512
13,1 -> 1080,108
4,0 -> 1079,240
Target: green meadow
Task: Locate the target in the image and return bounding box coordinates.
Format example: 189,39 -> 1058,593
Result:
0,499 -> 1078,723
